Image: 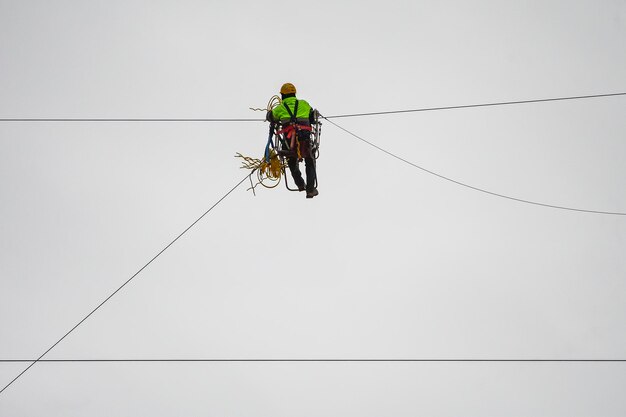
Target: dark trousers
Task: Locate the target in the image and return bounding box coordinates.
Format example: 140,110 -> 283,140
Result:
287,139 -> 317,191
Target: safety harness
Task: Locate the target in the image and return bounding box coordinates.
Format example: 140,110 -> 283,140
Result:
275,100 -> 312,160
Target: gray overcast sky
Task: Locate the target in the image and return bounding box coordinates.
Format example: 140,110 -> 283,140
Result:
1,0 -> 625,416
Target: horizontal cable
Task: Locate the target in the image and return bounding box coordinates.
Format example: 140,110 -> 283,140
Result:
0,118 -> 264,122
323,92 -> 626,119
2,359 -> 625,363
325,118 -> 626,216
1,92 -> 623,123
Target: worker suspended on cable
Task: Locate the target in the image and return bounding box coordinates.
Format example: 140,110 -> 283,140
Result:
267,83 -> 319,198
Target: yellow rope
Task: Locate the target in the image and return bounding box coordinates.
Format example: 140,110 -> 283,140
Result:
237,95 -> 286,192
234,148 -> 283,190
249,95 -> 282,112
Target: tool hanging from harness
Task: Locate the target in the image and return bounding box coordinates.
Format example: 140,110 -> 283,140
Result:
275,99 -> 313,160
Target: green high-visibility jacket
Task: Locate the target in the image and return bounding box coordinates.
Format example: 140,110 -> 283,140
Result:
270,97 -> 313,124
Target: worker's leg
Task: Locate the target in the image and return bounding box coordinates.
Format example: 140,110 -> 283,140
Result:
297,139 -> 317,192
287,157 -> 305,190
304,156 -> 316,192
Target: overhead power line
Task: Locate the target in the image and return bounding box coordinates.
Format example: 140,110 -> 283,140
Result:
1,92 -> 624,122
2,358 -> 625,363
0,117 -> 264,122
0,172 -> 254,396
324,118 -> 626,216
323,92 -> 626,119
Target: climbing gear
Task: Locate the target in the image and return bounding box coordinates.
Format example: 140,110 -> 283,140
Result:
234,121 -> 283,194
273,98 -> 321,192
280,83 -> 296,95
237,94 -> 322,195
234,147 -> 282,194
276,99 -> 312,158
276,124 -> 313,159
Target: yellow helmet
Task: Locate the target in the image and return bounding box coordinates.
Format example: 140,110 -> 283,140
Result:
280,83 -> 297,95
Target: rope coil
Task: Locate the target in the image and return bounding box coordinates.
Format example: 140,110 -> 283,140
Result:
234,148 -> 283,192
237,95 -> 287,193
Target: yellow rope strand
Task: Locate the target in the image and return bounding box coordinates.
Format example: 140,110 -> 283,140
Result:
249,95 -> 282,112
234,148 -> 283,190
237,95 -> 286,192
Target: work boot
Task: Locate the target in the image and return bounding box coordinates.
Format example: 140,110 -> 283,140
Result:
306,189 -> 319,199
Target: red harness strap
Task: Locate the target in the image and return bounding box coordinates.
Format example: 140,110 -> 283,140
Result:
276,124 -> 313,159
276,124 -> 313,136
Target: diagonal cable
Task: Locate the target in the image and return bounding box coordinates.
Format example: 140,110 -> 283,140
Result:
0,172 -> 254,396
324,118 -> 626,216
323,92 -> 626,119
